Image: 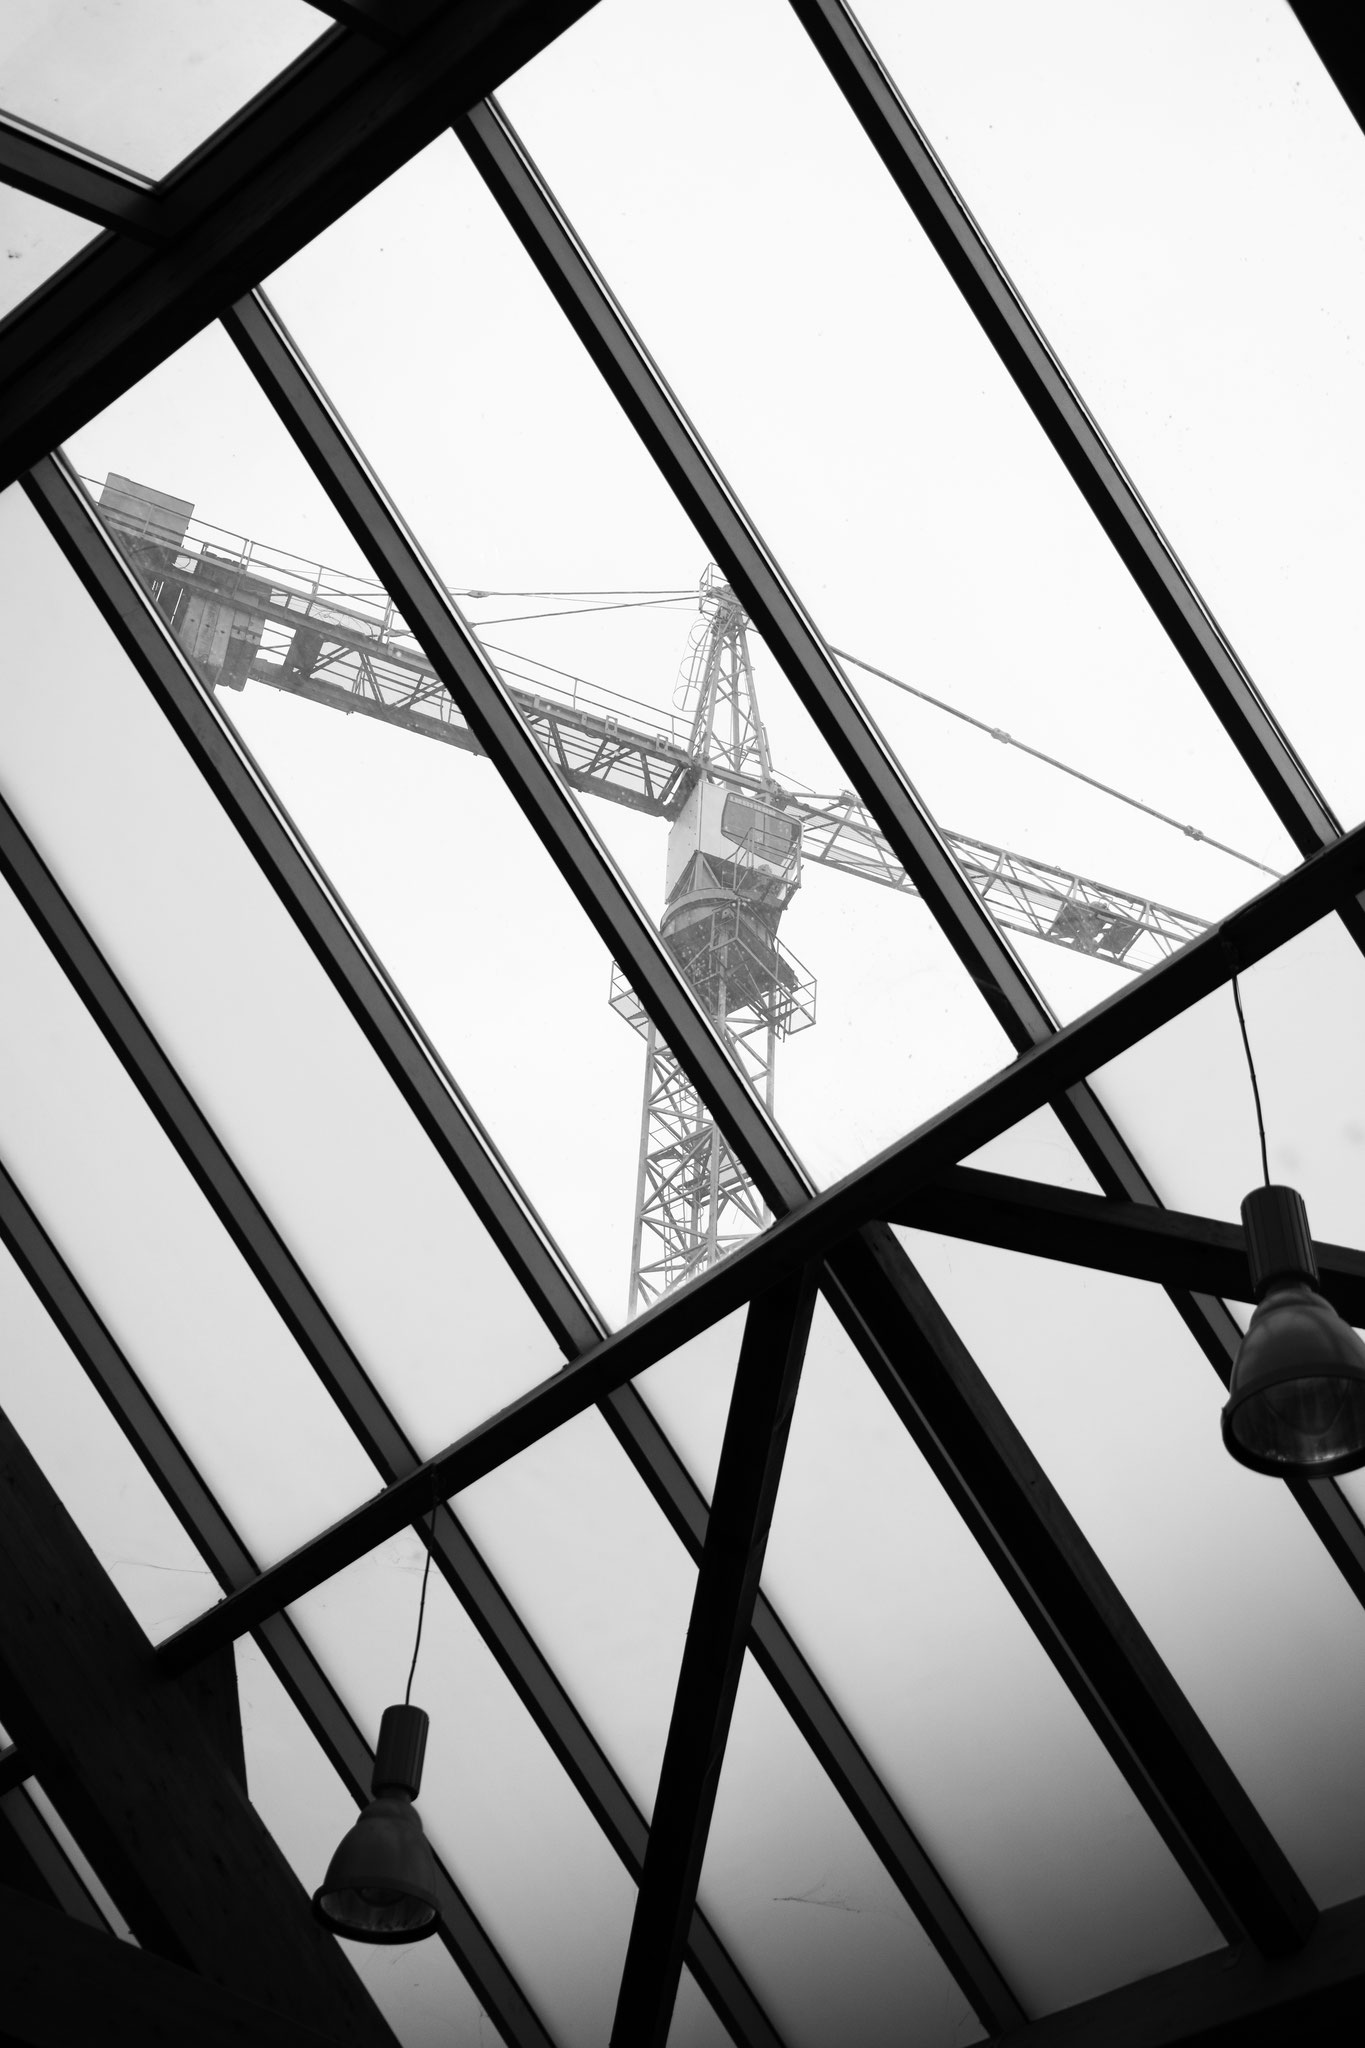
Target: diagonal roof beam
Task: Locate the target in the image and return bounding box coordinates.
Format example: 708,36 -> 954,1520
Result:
150,810 -> 1365,1662
894,1164 -> 1365,1323
450,90 -> 1365,1624
0,0 -> 599,488
610,1277 -> 818,2046
215,294 -> 1316,1958
0,115 -> 165,242
1288,4 -> 1365,150
0,803 -> 775,2048
24,456 -> 1014,2039
0,1147 -> 554,2048
787,0 -> 1365,943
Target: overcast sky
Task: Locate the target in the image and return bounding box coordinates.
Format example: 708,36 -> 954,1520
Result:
8,5 -> 1365,2045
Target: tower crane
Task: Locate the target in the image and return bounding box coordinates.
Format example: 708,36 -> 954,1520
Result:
93,473 -> 1215,1311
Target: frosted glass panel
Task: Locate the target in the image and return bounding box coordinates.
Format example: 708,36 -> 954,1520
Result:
898,1231 -> 1365,1909
0,183 -> 98,322
0,480 -> 560,1451
0,1 -> 326,177
0,869 -> 377,1564
235,1637 -> 492,2047
0,1239 -> 211,1639
290,1540 -> 637,2048
855,0 -> 1365,833
761,1295 -> 1218,2012
501,0 -> 1297,1034
698,1654 -> 982,2048
459,1402 -> 697,1819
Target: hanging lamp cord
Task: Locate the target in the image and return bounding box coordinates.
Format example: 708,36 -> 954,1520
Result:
403,1475 -> 438,1707
1231,974 -> 1271,1188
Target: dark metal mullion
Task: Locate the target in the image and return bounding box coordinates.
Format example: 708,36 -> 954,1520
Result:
600,1382 -> 1025,2034
0,804 -> 773,2048
224,290 -> 805,1217
0,1141 -> 552,2048
452,92 -> 1365,1632
0,116 -> 164,242
23,456 -> 997,2044
611,1278 -> 817,2046
822,1223 -> 1317,1956
0,1783 -> 110,1930
787,0 -> 1365,908
457,97 -> 1053,1054
220,295 -> 1040,2022
224,284 -> 1319,1962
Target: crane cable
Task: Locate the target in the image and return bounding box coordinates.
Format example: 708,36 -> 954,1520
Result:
831,645 -> 1281,880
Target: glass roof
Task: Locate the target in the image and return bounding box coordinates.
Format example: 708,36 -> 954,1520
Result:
4,3 -> 1365,2045
0,0 -> 328,180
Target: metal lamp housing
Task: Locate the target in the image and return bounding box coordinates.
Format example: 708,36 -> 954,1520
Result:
1222,1186 -> 1365,1477
312,1704 -> 442,1944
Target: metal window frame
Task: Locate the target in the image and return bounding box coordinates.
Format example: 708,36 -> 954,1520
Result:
3,1 -> 1365,2041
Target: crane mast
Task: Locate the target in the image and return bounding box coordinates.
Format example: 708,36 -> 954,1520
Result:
93,474 -> 1213,1309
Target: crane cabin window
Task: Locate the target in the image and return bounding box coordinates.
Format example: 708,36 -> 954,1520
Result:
720,796 -> 799,867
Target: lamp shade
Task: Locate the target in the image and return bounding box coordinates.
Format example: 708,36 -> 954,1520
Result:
1222,1186 -> 1365,1477
312,1704 -> 442,1943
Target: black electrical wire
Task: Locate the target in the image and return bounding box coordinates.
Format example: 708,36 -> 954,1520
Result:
1231,975 -> 1271,1188
464,594 -> 696,627
403,1485 -> 438,1707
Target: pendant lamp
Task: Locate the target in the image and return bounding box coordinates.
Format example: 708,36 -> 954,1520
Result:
313,1703 -> 442,1942
1222,1184 -> 1365,1477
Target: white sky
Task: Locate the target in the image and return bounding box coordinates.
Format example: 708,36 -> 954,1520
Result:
9,3 -> 1365,2044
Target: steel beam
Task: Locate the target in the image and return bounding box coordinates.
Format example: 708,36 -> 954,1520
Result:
204,307 -> 1319,1956
610,1278 -> 818,2048
149,811 -> 1365,1663
1290,5 -> 1365,138
0,116 -> 164,242
450,89 -> 1365,1620
0,1147 -> 554,2048
0,1401 -> 396,2044
0,807 -> 771,2048
0,1785 -> 109,1929
895,1165 -> 1365,1323
787,0 -> 1365,936
0,0 -> 598,488
822,1223 -> 1315,1956
21,456 -> 1004,2039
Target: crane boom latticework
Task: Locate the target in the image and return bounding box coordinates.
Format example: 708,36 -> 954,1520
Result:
94,474 -> 1212,1309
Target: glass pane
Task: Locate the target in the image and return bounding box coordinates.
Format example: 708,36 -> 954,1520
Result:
261,128 -> 1025,1200
963,1101 -> 1103,1192
235,1635 -> 493,2047
1091,910 -> 1365,1532
631,1307 -> 748,1508
698,1652 -> 983,2048
761,1295 -> 1218,2013
854,0 -> 1365,832
499,0 -> 1299,1032
0,480 -> 561,1450
0,866 -> 378,1566
289,1539 -> 637,2048
0,1237 -> 213,1639
0,182 -> 99,323
896,1228 -> 1365,1910
458,1402 -> 699,1819
0,1 -> 327,179
667,1967 -> 730,2048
